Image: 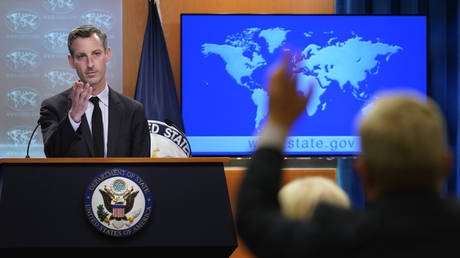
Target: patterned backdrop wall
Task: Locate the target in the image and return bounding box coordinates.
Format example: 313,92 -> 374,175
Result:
0,0 -> 122,158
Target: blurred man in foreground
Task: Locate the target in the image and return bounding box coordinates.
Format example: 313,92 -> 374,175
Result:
236,52 -> 460,257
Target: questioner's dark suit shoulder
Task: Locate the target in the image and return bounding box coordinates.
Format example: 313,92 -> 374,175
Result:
236,147 -> 460,258
39,86 -> 150,157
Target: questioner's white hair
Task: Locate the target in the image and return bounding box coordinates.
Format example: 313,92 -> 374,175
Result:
358,91 -> 448,190
278,176 -> 350,220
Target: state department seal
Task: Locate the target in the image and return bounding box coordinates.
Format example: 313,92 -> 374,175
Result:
84,168 -> 153,237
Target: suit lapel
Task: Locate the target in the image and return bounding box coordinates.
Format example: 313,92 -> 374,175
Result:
107,87 -> 121,157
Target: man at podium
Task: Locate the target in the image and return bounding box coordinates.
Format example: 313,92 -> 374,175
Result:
39,24 -> 151,158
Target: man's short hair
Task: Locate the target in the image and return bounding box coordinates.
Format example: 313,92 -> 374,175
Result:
68,24 -> 107,57
278,176 -> 350,220
358,92 -> 448,191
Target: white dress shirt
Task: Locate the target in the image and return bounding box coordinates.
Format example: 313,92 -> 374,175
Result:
69,84 -> 109,157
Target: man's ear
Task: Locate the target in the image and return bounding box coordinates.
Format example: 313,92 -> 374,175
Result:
105,47 -> 111,63
68,54 -> 75,69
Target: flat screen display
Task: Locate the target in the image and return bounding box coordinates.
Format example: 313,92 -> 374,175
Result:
181,14 -> 427,156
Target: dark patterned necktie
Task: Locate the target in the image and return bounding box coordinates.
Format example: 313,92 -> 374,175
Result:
89,97 -> 104,157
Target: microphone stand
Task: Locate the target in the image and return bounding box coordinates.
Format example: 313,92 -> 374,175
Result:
26,121 -> 40,158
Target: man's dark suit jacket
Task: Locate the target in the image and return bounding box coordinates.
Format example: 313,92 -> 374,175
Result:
236,147 -> 460,258
39,87 -> 151,157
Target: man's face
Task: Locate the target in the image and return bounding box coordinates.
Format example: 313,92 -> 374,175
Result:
68,33 -> 111,89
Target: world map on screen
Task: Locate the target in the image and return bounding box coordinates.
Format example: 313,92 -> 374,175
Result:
201,27 -> 402,129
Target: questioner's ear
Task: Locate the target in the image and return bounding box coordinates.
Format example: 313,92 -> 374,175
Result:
68,53 -> 75,69
441,147 -> 454,180
353,157 -> 377,201
353,157 -> 367,181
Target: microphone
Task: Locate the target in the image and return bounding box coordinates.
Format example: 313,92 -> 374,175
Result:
26,120 -> 40,158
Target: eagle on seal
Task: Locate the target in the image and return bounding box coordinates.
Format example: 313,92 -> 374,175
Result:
99,185 -> 139,221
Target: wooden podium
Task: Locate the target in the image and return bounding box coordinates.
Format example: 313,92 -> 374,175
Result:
0,158 -> 237,256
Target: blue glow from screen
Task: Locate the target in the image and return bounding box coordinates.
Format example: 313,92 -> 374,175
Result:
181,14 -> 427,156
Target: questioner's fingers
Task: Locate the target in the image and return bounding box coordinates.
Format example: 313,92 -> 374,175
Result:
273,51 -> 298,94
270,51 -> 299,98
282,51 -> 297,88
267,50 -> 315,129
269,53 -> 289,96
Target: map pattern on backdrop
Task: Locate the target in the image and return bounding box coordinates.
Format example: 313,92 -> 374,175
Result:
0,0 -> 122,158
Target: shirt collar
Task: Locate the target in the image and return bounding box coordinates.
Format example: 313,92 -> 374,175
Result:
93,83 -> 109,107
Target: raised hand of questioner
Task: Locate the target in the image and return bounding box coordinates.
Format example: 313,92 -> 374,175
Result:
268,52 -> 313,130
69,80 -> 93,123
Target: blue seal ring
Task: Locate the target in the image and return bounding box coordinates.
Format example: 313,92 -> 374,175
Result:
84,168 -> 153,237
